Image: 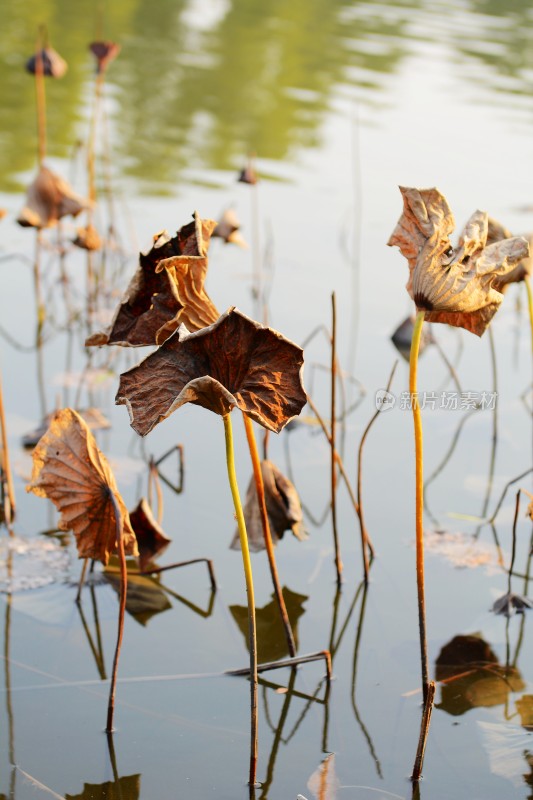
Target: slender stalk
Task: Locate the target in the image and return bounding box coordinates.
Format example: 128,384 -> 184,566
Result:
76,558 -> 89,603
507,490 -> 521,598
106,490 -> 128,733
0,369 -> 16,528
410,310 -> 429,701
331,293 -> 342,586
242,412 -> 296,657
34,33 -> 47,166
524,276 -> 533,355
223,412 -> 258,786
411,680 -> 436,782
356,361 -> 398,581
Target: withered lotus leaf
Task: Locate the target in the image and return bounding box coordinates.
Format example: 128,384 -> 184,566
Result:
116,307 -> 307,435
73,223 -> 101,252
129,497 -> 171,571
89,41 -> 121,74
230,459 -> 307,552
26,408 -> 138,565
387,186 -> 530,336
85,211 -> 217,347
26,47 -> 67,78
17,166 -> 89,229
155,254 -> 219,336
483,217 -> 533,291
213,208 -> 248,247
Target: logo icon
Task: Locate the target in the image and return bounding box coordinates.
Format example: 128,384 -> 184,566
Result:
375,389 -> 395,411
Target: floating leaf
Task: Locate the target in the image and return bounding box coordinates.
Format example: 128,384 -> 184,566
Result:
116,307 -> 307,435
230,459 -> 306,552
388,187 -> 529,336
425,529 -> 501,573
86,212 -> 216,347
17,166 -> 89,229
26,47 -> 67,78
26,408 -> 138,565
129,497 -> 171,571
89,41 -> 121,74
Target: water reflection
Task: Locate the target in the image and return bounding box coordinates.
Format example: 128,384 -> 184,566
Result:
230,587 -> 307,662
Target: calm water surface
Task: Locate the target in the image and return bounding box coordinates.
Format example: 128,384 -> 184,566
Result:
1,0 -> 533,798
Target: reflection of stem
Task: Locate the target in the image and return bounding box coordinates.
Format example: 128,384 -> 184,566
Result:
351,581 -> 382,777
524,277 -> 533,355
432,335 -> 463,395
477,327 -> 498,527
328,586 -> 342,658
76,592 -> 106,679
227,650 -> 331,679
259,668 -> 297,800
108,558 -> 217,591
330,293 -> 342,586
223,412 -> 258,787
158,582 -> 216,619
488,468 -> 533,524
512,525 -> 533,667
410,310 -> 429,701
356,361 -> 397,581
106,730 -> 120,784
76,558 -> 90,603
106,490 -> 128,733
411,681 -> 436,782
34,231 -> 47,418
243,413 -> 296,656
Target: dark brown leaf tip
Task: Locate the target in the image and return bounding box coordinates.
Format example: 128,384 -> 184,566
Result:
116,307 -> 307,436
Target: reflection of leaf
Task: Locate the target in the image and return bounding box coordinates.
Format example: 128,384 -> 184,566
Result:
129,498 -> 171,572
478,721 -> 532,790
66,774 -> 140,800
388,187 -> 529,336
516,695 -> 533,730
492,591 -> 533,617
230,587 -> 307,662
104,571 -> 171,626
230,459 -> 306,552
435,634 -> 525,716
307,754 -> 339,800
26,409 -> 138,565
425,529 -> 501,573
116,307 -> 307,435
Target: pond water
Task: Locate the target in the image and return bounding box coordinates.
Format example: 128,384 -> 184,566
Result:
1,0 -> 533,798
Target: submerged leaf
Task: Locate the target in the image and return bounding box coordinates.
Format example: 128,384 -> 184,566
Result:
388,187 -> 529,336
116,307 -> 307,435
17,166 -> 89,229
230,459 -> 306,552
129,497 -> 171,571
26,408 -> 138,565
85,212 -> 217,346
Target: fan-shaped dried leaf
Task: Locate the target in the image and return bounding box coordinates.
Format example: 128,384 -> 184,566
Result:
26,47 -> 67,78
26,408 -> 138,565
230,459 -> 306,552
213,208 -> 248,247
85,211 -> 217,346
129,497 -> 171,571
17,166 -> 89,229
89,41 -> 121,74
116,307 -> 307,435
483,218 -> 533,291
388,187 -> 530,336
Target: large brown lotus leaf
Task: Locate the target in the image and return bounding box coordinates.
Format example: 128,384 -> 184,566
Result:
17,166 -> 89,229
89,41 -> 121,74
230,459 -> 307,552
388,186 -> 530,336
129,497 -> 171,571
85,211 -> 217,347
26,47 -> 67,78
26,408 -> 138,565
116,307 -> 307,435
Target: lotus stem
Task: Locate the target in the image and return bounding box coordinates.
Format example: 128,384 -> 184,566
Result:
410,680 -> 436,782
410,309 -> 429,701
330,292 -> 342,586
0,369 -> 15,531
223,412 -> 258,786
76,558 -> 90,603
106,490 -> 128,733
507,490 -> 521,598
525,276 -> 533,356
242,412 -> 296,657
34,30 -> 47,166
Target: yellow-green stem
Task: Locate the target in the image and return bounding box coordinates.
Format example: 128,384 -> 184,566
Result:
525,276 -> 533,355
410,310 -> 429,701
242,412 -> 296,657
223,413 -> 258,786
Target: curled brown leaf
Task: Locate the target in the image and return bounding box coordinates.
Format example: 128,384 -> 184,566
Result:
17,166 -> 89,229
